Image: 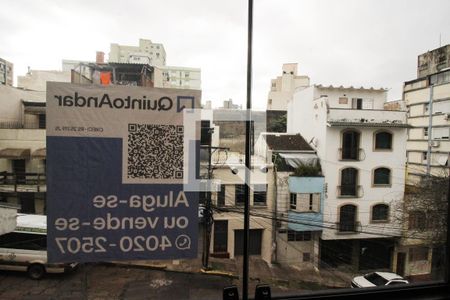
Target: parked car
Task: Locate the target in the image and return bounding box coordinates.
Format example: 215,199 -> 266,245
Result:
351,272 -> 409,288
0,214 -> 78,279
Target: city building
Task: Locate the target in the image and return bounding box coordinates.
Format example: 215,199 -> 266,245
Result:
287,85 -> 408,271
0,58 -> 13,86
397,45 -> 450,281
154,66 -> 201,90
255,132 -> 323,269
266,63 -> 310,133
209,154 -> 274,264
220,99 -> 241,110
404,44 -> 450,184
109,39 -> 166,67
267,63 -> 310,111
0,84 -> 46,214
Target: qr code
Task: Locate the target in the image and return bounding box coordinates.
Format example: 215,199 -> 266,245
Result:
127,124 -> 184,179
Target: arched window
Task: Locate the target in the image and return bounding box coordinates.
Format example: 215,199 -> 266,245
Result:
341,130 -> 360,160
339,204 -> 357,232
340,168 -> 358,196
372,204 -> 389,222
373,168 -> 391,185
375,131 -> 392,150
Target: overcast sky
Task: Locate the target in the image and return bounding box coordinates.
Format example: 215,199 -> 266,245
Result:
1,0 -> 449,109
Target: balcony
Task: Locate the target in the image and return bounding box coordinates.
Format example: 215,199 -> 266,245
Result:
336,221 -> 361,233
327,108 -> 407,128
337,185 -> 363,198
338,147 -> 365,161
0,172 -> 46,193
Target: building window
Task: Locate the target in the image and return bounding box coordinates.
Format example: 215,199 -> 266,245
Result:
424,103 -> 429,114
185,72 -> 190,78
217,185 -> 225,207
339,97 -> 348,104
374,131 -> 392,150
290,193 -> 297,210
409,247 -> 428,262
253,184 -> 267,206
38,114 -> 46,129
341,130 -> 360,160
424,127 -> 428,138
338,204 -> 357,232
372,204 -> 389,222
352,98 -> 363,109
235,184 -> 245,205
287,230 -> 312,241
290,193 -> 320,212
423,152 -> 428,162
408,211 -> 426,230
340,168 -> 358,196
373,167 -> 391,185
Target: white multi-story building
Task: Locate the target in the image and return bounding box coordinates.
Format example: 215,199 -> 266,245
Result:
267,63 -> 310,111
154,66 -> 201,90
288,85 -> 408,271
109,39 -> 166,67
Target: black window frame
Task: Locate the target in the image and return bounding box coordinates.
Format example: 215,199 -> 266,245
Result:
374,131 -> 393,150
373,167 -> 391,186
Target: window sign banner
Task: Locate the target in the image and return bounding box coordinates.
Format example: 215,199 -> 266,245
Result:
46,82 -> 200,263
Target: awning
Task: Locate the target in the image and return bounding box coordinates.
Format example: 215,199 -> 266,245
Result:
0,148 -> 31,159
279,152 -> 318,168
32,148 -> 46,159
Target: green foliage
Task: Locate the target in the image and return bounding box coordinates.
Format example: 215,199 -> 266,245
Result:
268,114 -> 287,133
292,161 -> 322,177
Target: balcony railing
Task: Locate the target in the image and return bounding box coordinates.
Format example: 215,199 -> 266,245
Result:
0,121 -> 45,129
338,148 -> 365,161
337,185 -> 363,198
336,221 -> 361,233
0,172 -> 46,192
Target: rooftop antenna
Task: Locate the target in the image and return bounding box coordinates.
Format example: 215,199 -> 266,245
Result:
439,33 -> 442,47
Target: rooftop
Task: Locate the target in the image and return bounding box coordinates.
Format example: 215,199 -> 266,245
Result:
264,133 -> 314,152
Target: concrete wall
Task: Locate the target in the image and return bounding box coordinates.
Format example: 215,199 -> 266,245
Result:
17,70 -> 70,91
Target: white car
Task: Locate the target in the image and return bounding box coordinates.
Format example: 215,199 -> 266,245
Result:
351,272 -> 409,288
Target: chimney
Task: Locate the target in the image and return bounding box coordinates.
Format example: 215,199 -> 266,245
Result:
96,51 -> 105,64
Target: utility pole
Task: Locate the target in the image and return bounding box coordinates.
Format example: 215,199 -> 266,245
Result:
201,122 -> 229,270
202,124 -> 214,270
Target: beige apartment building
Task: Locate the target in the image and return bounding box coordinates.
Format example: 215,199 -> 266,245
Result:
109,38 -> 167,67
404,44 -> 450,183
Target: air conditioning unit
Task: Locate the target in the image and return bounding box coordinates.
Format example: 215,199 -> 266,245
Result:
431,140 -> 440,147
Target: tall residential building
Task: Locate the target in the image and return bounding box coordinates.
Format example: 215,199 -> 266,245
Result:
404,45 -> 450,184
154,66 -> 201,90
267,63 -> 310,111
109,39 -> 166,67
288,85 -> 408,272
0,58 -> 13,86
